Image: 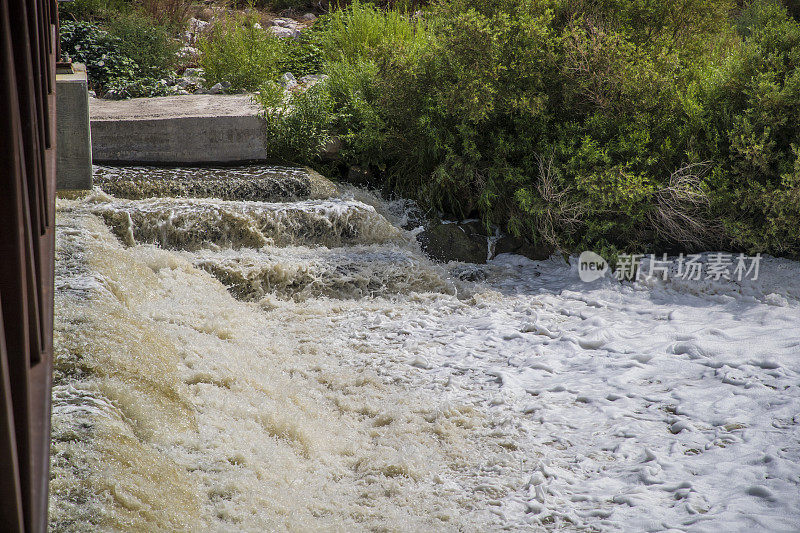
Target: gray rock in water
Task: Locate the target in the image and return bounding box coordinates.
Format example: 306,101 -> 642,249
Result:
418,221 -> 490,264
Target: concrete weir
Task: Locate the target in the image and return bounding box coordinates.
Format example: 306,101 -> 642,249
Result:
90,95 -> 268,164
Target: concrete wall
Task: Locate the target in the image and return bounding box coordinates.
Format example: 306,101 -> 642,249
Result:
91,115 -> 267,164
89,95 -> 268,164
56,64 -> 93,189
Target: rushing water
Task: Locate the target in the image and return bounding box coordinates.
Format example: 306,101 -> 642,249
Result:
51,166 -> 800,532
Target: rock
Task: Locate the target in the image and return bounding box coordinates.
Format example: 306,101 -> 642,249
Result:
88,90 -> 97,99
268,26 -> 299,39
280,72 -> 298,90
320,136 -> 342,160
177,46 -> 200,61
183,67 -> 205,78
197,7 -> 214,21
346,165 -> 373,185
493,235 -> 553,261
177,76 -> 205,89
303,13 -> 317,22
449,263 -> 488,281
184,17 -> 211,45
188,17 -> 210,32
418,221 -> 490,264
272,18 -> 297,28
175,89 -> 191,95
208,82 -> 230,94
298,74 -> 329,88
102,89 -> 126,100
253,22 -> 262,30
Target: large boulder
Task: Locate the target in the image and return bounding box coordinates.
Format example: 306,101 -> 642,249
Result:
418,221 -> 489,264
493,235 -> 553,261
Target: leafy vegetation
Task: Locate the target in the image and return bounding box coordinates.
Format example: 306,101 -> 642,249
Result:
59,6 -> 178,97
258,0 -> 800,258
106,12 -> 178,78
59,0 -> 800,258
198,13 -> 285,91
59,21 -> 140,92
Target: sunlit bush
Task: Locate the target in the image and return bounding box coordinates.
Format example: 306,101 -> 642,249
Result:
199,13 -> 285,92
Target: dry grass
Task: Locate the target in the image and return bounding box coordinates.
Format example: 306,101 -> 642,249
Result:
137,0 -> 191,29
648,162 -> 725,249
531,152 -> 585,249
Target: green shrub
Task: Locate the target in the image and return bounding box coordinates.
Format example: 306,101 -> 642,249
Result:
258,82 -> 335,163
278,31 -> 325,78
60,19 -> 179,98
106,12 -> 178,78
257,0 -> 800,258
103,77 -> 176,98
137,0 -> 190,31
316,1 -> 430,63
701,0 -> 800,256
199,13 -> 284,91
57,0 -> 130,22
59,20 -> 139,92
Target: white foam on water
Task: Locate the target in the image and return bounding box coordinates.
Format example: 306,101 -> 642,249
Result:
50,209 -> 519,532
51,189 -> 800,532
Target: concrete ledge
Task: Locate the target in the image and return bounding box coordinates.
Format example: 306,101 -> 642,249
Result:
89,95 -> 268,164
57,64 -> 93,189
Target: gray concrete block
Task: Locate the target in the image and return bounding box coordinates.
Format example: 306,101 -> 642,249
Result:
56,64 -> 93,190
89,95 -> 269,164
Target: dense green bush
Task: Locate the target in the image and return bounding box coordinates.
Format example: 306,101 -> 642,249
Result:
105,12 -> 178,79
57,0 -> 130,22
259,82 -> 335,162
316,1 -> 430,62
701,0 -> 800,255
59,21 -> 139,92
60,17 -> 178,97
278,31 -> 325,78
199,13 -> 285,91
260,0 -> 800,258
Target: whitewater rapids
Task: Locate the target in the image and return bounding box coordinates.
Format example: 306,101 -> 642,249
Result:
50,170 -> 800,532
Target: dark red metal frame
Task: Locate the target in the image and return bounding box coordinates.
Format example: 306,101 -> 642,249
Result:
0,0 -> 58,531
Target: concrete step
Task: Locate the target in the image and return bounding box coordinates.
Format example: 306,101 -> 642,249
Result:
89,95 -> 267,164
92,164 -> 338,202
